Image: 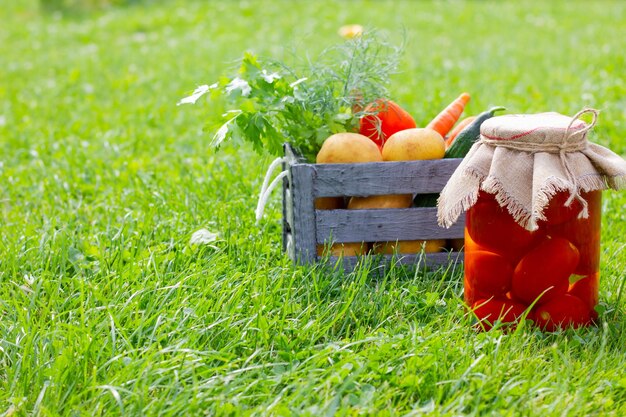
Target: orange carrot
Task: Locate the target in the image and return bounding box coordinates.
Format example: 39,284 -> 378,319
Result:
445,115 -> 476,149
426,92 -> 471,137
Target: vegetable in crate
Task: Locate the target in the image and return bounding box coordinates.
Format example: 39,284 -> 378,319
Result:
315,132 -> 382,256
342,125 -> 446,216
315,132 -> 383,211
412,97 -> 485,209
381,128 -> 445,161
444,106 -> 506,159
179,31 -> 403,163
316,132 -> 382,164
359,99 -> 417,149
367,128 -> 446,253
373,239 -> 446,255
445,116 -> 476,149
426,92 -> 471,137
316,242 -> 369,257
348,194 -> 412,210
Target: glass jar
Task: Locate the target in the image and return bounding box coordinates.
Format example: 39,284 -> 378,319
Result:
437,109 -> 626,331
465,190 -> 601,330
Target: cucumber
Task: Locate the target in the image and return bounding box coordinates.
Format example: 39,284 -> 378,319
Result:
444,106 -> 506,159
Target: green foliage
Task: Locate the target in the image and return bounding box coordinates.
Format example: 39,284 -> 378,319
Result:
2,0 -> 626,416
39,0 -> 145,12
196,32 -> 401,162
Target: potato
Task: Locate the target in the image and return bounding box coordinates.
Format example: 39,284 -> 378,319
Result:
316,132 -> 382,164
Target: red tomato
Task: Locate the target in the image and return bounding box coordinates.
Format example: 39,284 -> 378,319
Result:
540,191 -> 585,225
472,298 -> 526,331
546,190 -> 602,275
359,99 -> 416,148
572,239 -> 600,276
568,273 -> 599,313
463,228 -> 486,253
511,237 -> 579,305
533,294 -> 591,331
465,251 -> 513,297
463,230 -> 501,305
467,192 -> 542,263
464,275 -> 490,307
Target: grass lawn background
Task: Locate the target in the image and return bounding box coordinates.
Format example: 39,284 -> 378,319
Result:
2,0 -> 626,415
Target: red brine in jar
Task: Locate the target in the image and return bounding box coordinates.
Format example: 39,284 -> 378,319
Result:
464,190 -> 601,329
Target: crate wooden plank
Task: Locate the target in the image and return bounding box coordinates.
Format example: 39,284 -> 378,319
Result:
284,143 -> 306,163
316,208 -> 465,243
290,164 -> 317,264
324,251 -> 464,272
281,163 -> 291,254
282,143 -> 301,258
312,159 -> 462,197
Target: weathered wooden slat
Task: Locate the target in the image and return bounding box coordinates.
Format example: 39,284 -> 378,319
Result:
323,251 -> 464,273
282,157 -> 290,254
282,144 -> 301,257
291,164 -> 317,264
312,159 -> 462,197
316,208 -> 465,242
284,143 -> 306,163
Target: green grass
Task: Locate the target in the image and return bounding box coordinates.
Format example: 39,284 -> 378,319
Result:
2,0 -> 626,415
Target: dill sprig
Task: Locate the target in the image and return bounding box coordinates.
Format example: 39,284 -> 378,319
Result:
190,31 -> 403,162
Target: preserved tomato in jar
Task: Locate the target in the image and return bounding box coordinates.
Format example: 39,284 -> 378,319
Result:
464,190 -> 601,328
438,109 -> 626,331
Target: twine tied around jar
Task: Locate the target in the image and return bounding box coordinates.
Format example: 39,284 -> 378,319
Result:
479,108 -> 599,220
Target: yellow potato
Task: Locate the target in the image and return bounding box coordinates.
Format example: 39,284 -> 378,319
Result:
347,194 -> 413,210
316,133 -> 382,164
317,242 -> 369,257
373,239 -> 446,255
382,128 -> 445,161
315,197 -> 345,210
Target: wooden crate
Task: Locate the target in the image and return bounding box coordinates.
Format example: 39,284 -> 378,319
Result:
281,144 -> 465,271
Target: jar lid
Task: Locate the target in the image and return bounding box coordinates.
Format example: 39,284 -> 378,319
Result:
438,108 -> 626,231
480,112 -> 588,143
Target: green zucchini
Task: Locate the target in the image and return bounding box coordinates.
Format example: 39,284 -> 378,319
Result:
444,106 -> 506,159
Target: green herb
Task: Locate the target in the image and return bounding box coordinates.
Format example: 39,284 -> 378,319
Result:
181,31 -> 402,162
